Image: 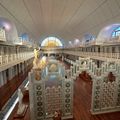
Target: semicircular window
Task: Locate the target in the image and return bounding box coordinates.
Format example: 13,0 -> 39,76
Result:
41,37 -> 63,48
112,27 -> 120,38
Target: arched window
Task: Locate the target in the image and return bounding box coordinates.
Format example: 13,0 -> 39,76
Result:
112,27 -> 120,37
41,37 -> 63,47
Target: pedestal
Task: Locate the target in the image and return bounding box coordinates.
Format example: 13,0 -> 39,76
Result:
14,105 -> 28,119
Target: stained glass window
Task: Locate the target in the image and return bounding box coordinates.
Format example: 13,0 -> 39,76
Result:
41,37 -> 63,47
112,27 -> 120,37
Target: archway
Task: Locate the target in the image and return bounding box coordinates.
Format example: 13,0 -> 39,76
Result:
96,24 -> 120,44
0,17 -> 18,43
41,37 -> 63,48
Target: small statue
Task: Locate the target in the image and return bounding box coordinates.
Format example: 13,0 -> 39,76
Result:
82,61 -> 87,68
17,88 -> 25,115
109,63 -> 114,69
33,48 -> 41,69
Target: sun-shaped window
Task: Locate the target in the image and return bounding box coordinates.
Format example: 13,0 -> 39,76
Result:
41,37 -> 63,47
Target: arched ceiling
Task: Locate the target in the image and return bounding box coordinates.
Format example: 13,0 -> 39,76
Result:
0,0 -> 120,44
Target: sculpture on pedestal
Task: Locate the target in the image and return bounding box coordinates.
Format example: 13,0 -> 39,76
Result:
17,88 -> 25,115
33,48 -> 47,80
82,60 -> 87,68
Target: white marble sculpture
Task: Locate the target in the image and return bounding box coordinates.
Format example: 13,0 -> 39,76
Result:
82,61 -> 87,68
17,88 -> 25,115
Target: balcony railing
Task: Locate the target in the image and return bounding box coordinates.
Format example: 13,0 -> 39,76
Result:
0,52 -> 34,67
63,50 -> 120,61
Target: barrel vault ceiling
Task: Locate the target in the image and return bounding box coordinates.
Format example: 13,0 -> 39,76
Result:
0,0 -> 120,44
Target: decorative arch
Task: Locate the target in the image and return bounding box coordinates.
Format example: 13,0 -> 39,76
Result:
82,33 -> 96,45
0,17 -> 18,43
96,24 -> 120,44
41,37 -> 63,47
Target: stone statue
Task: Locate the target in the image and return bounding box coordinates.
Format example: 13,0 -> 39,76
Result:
33,48 -> 47,70
33,48 -> 47,80
82,61 -> 87,68
17,88 -> 25,115
33,48 -> 41,69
